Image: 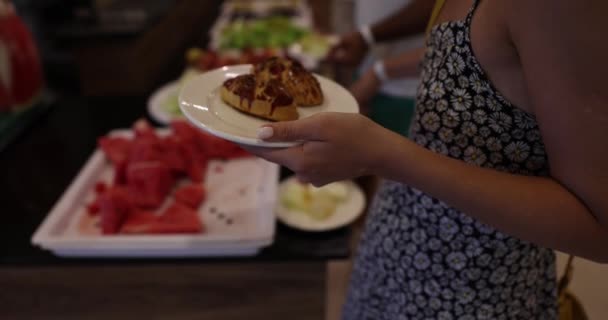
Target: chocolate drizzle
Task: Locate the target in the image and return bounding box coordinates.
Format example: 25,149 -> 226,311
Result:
225,75 -> 255,109
221,56 -> 320,120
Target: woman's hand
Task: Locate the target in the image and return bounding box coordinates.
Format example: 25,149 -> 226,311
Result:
326,31 -> 369,66
243,112 -> 399,186
349,68 -> 381,115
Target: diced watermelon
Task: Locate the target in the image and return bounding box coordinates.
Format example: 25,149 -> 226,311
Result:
94,182 -> 107,194
120,210 -> 158,234
128,136 -> 165,164
170,120 -> 199,142
93,120 -> 260,236
165,125 -> 205,181
174,183 -> 206,209
156,202 -> 203,233
203,134 -> 250,159
98,187 -> 133,234
179,143 -> 206,183
113,160 -> 128,185
126,161 -> 174,209
160,135 -> 188,175
132,119 -> 157,139
120,203 -> 203,234
170,121 -> 207,162
171,120 -> 250,160
187,162 -> 205,183
98,136 -> 132,165
86,199 -> 100,216
220,141 -> 250,159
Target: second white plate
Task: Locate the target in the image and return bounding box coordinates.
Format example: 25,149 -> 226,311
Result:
276,177 -> 366,232
179,64 -> 359,148
148,80 -> 181,125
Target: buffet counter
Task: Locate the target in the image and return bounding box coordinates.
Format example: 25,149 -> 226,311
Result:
0,95 -> 358,320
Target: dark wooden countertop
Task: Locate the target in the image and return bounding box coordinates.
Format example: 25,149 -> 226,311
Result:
1,262 -> 326,320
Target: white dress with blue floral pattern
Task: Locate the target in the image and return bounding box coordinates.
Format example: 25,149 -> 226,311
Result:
342,1 -> 557,319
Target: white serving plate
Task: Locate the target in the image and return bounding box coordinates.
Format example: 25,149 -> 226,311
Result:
31,129 -> 279,257
179,64 -> 359,148
147,80 -> 181,125
275,177 -> 366,232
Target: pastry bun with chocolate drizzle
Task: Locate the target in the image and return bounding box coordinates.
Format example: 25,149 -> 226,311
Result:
220,74 -> 298,121
252,57 -> 323,106
220,57 -> 324,121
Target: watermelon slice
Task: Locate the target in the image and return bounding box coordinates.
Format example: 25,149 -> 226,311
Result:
120,210 -> 158,234
98,187 -> 133,234
174,183 -> 206,209
86,198 -> 101,216
94,182 -> 107,194
171,120 -> 250,160
113,160 -> 128,185
170,120 -> 199,142
203,134 -> 250,159
128,136 -> 165,164
156,202 -> 204,233
126,161 -> 174,209
98,136 -> 132,165
180,143 -> 207,183
164,125 -> 206,182
94,120 -> 259,235
132,119 -> 157,139
170,121 -> 208,163
120,203 -> 203,234
160,135 -> 188,175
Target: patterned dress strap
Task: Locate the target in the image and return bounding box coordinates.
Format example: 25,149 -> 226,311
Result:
465,0 -> 483,24
426,0 -> 446,35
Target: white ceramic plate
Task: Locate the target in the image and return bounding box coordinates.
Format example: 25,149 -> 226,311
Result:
275,177 -> 366,232
147,81 -> 182,125
179,64 -> 359,148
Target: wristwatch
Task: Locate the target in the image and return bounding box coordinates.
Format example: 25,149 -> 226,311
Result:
373,60 -> 390,83
358,25 -> 375,47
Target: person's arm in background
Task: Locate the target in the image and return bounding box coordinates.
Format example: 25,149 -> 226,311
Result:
350,47 -> 426,110
327,0 -> 435,65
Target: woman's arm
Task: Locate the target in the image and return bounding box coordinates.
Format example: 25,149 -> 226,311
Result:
383,47 -> 427,79
327,0 -> 433,65
250,109 -> 608,262
350,47 -> 426,108
248,0 -> 608,262
375,0 -> 608,262
369,0 -> 435,43
506,0 -> 608,228
380,132 -> 608,263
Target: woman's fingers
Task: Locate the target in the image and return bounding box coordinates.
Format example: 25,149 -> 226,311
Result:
257,114 -> 328,142
240,144 -> 304,171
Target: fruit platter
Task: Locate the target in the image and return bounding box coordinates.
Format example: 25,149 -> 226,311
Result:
32,120 -> 279,257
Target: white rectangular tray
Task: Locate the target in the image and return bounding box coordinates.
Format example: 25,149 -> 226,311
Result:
31,129 -> 279,257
